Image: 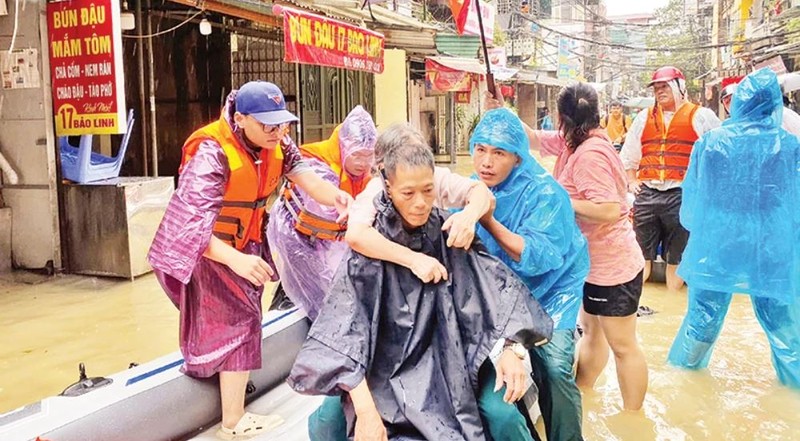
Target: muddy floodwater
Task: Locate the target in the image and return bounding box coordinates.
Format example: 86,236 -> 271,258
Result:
2,271 -> 798,440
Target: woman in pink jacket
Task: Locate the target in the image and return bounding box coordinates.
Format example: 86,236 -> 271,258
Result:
545,84 -> 648,411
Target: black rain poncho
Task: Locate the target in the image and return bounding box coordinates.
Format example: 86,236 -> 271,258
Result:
288,192 -> 554,440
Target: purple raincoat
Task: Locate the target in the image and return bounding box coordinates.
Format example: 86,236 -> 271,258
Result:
147,91 -> 308,378
267,106 -> 376,320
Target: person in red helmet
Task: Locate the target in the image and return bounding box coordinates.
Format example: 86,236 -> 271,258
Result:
620,66 -> 721,291
721,81 -> 800,135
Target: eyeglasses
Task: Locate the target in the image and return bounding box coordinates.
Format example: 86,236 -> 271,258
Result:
250,116 -> 290,136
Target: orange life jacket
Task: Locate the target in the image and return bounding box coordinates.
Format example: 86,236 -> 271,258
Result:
282,125 -> 371,242
181,115 -> 284,250
638,103 -> 699,182
281,184 -> 346,242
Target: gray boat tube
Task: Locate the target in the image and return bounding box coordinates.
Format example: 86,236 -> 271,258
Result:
0,309 -> 309,441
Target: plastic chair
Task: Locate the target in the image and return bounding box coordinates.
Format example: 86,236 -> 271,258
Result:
59,109 -> 135,183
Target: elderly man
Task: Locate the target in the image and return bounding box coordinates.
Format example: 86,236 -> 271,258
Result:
620,66 -> 721,290
289,124 -> 553,441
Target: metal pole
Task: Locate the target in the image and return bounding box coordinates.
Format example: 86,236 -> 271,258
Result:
135,0 -> 149,176
145,0 -> 159,176
473,0 -> 495,97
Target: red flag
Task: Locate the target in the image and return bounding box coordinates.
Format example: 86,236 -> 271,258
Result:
448,0 -> 471,34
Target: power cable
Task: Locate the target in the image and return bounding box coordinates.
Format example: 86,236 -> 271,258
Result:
122,10 -> 203,39
532,34 -> 659,71
518,13 -> 800,52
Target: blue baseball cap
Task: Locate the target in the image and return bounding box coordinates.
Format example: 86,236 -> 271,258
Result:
235,81 -> 299,125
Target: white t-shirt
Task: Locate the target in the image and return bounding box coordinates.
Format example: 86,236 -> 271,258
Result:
782,106 -> 800,136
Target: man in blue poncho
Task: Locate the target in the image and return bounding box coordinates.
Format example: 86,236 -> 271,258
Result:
668,68 -> 800,389
470,108 -> 590,440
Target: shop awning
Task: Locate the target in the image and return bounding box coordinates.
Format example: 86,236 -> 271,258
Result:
425,58 -> 473,93
167,0 -> 280,26
427,56 -> 519,81
428,56 -> 488,75
279,0 -> 437,30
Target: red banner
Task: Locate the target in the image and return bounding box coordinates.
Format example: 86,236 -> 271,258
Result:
425,59 -> 472,93
276,6 -> 385,74
47,0 -> 127,136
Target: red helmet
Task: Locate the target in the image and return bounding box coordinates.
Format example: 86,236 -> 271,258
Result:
720,84 -> 737,101
648,66 -> 685,86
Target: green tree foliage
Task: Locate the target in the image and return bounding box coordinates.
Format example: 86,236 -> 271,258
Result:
641,0 -> 711,98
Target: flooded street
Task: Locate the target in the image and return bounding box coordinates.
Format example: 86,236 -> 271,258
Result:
2,267 -> 799,440
1,158 -> 799,440
582,282 -> 800,440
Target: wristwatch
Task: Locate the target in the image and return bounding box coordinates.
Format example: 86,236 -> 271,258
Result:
503,340 -> 528,360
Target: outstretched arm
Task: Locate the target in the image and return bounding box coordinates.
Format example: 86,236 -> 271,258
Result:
290,171 -> 353,221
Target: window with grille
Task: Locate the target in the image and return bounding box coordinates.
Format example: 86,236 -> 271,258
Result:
229,34 -> 374,145
231,34 -> 299,139
299,65 -> 375,143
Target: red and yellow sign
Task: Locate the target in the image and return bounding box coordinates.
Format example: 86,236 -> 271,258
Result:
275,6 -> 385,74
46,0 -> 127,136
454,91 -> 471,103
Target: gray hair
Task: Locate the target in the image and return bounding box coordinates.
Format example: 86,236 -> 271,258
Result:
377,124 -> 435,179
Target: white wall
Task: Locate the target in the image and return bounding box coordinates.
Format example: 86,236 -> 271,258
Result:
373,49 -> 408,130
0,0 -> 62,268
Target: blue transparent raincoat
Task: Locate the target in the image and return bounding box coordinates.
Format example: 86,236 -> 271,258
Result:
469,108 -> 589,330
669,68 -> 800,388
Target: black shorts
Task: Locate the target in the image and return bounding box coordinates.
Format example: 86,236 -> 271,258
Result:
583,271 -> 644,317
632,186 -> 689,265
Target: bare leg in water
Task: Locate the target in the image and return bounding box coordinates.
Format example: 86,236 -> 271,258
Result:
665,264 -> 685,292
577,308 -> 649,410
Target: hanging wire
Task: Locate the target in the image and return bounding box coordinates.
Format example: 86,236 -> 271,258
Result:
122,10 -> 204,39
532,34 -> 658,70
7,0 -> 20,55
518,13 -> 800,52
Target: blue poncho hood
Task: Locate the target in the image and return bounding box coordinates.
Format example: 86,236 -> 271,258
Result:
469,109 -> 589,329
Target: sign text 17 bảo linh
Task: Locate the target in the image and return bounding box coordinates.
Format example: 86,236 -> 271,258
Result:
48,0 -> 126,135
